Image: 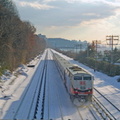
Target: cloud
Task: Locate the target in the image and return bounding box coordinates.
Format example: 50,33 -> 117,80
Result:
12,0 -> 120,41
43,0 -> 57,3
13,1 -> 55,10
65,0 -> 120,7
14,0 -> 117,27
13,0 -> 118,26
42,0 -> 117,26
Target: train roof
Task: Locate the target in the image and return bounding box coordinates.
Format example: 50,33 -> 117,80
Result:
67,65 -> 89,75
54,53 -> 91,76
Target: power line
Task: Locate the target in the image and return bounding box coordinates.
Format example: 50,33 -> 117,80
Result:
106,35 -> 119,64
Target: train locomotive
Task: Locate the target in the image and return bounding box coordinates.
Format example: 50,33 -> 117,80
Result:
53,52 -> 94,106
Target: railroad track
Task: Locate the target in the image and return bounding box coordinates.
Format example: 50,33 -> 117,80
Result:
92,87 -> 120,120
12,50 -> 48,119
51,50 -> 101,120
88,106 -> 101,120
33,54 -> 48,119
34,49 -> 66,120
0,55 -> 42,118
76,106 -> 101,120
52,49 -> 120,120
3,49 -> 119,120
51,49 -> 120,119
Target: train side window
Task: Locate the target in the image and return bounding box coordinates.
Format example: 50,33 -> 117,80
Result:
74,76 -> 82,80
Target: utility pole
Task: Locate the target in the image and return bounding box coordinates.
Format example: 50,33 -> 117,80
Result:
92,40 -> 101,71
106,35 -> 119,64
79,44 -> 82,52
87,43 -> 89,57
92,40 -> 101,58
75,44 -> 82,54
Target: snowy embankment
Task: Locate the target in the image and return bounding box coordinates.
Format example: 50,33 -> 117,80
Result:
0,54 -> 42,118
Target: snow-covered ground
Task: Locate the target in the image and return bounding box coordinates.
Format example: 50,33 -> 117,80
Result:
0,54 -> 42,118
53,49 -> 120,119
0,49 -> 99,119
0,48 -> 120,119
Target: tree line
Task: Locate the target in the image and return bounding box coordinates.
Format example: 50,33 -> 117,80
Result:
56,44 -> 120,76
0,0 -> 46,75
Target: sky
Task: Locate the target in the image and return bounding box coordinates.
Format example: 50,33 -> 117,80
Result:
12,0 -> 120,42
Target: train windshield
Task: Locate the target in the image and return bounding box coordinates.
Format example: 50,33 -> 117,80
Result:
74,76 -> 82,80
83,76 -> 92,80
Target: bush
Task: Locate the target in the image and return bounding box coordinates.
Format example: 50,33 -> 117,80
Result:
77,57 -> 120,76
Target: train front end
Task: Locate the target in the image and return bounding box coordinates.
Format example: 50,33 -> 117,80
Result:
70,72 -> 94,106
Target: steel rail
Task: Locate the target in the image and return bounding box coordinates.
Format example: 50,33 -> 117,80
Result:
40,61 -> 47,119
77,107 -> 84,120
94,87 -> 120,112
88,106 -> 99,120
27,60 -> 47,119
92,95 -> 117,120
0,56 -> 42,118
33,51 -> 48,119
13,51 -> 47,119
52,51 -> 84,120
52,50 -> 101,120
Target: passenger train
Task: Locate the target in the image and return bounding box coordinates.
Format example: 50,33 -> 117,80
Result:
53,52 -> 94,106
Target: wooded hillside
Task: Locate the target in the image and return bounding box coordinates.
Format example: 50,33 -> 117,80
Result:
0,0 -> 46,74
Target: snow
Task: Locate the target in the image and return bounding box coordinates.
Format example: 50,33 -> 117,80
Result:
0,48 -> 120,119
0,54 -> 41,119
53,49 -> 120,119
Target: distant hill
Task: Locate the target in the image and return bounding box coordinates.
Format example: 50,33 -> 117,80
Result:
46,38 -> 88,50
37,34 -> 88,51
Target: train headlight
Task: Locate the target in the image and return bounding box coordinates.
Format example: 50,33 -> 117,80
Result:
74,89 -> 77,92
88,88 -> 91,92
74,89 -> 79,94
